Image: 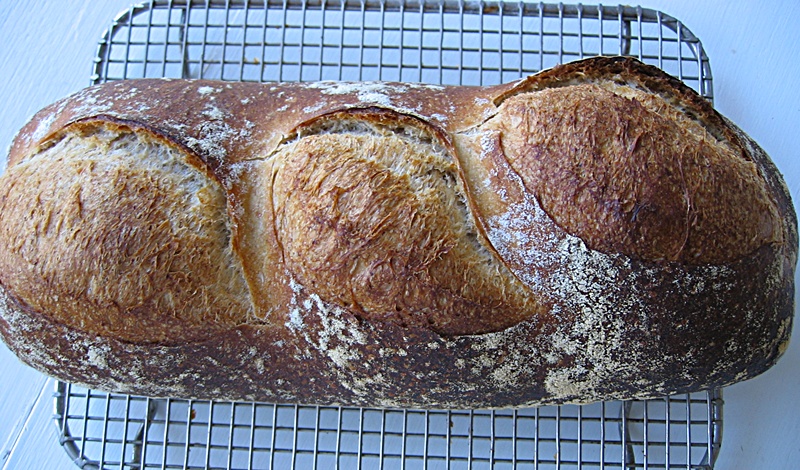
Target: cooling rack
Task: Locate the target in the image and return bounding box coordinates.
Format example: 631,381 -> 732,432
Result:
55,1 -> 722,468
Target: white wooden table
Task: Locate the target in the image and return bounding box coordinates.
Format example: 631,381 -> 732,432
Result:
1,1 -> 798,468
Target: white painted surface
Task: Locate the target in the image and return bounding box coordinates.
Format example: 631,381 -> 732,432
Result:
0,0 -> 798,468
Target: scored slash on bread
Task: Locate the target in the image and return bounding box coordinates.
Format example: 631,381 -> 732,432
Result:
0,56 -> 795,408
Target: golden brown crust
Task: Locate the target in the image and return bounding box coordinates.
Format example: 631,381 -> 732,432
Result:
0,57 -> 795,407
271,111 -> 537,334
492,84 -> 781,264
0,122 -> 252,345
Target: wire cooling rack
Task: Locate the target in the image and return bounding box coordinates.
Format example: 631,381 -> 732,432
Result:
55,382 -> 722,470
55,1 -> 722,468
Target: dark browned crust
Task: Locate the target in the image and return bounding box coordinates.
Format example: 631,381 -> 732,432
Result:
0,57 -> 795,408
0,240 -> 791,408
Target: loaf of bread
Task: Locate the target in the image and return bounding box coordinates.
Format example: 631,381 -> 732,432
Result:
0,56 -> 795,408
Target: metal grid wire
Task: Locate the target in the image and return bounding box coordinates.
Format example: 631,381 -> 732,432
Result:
89,0 -> 712,93
55,382 -> 722,470
54,1 -> 722,468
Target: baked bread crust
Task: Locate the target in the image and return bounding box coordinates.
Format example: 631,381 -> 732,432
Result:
0,56 -> 795,408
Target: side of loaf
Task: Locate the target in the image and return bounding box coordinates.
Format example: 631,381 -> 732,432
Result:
0,56 -> 795,408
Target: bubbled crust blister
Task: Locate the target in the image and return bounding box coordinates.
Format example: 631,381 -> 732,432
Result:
0,56 -> 795,408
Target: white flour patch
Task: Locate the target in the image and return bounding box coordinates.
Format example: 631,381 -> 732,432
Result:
179,102 -> 252,163
197,86 -> 219,95
285,275 -> 367,360
30,112 -> 58,143
201,105 -> 225,121
357,91 -> 392,107
304,81 -> 407,107
286,307 -> 304,331
66,86 -> 113,115
303,102 -> 327,114
86,344 -> 109,368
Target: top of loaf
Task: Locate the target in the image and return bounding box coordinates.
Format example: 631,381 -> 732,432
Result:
1,56 -> 794,343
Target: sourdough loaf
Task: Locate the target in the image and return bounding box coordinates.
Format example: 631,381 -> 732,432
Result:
0,56 -> 795,408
